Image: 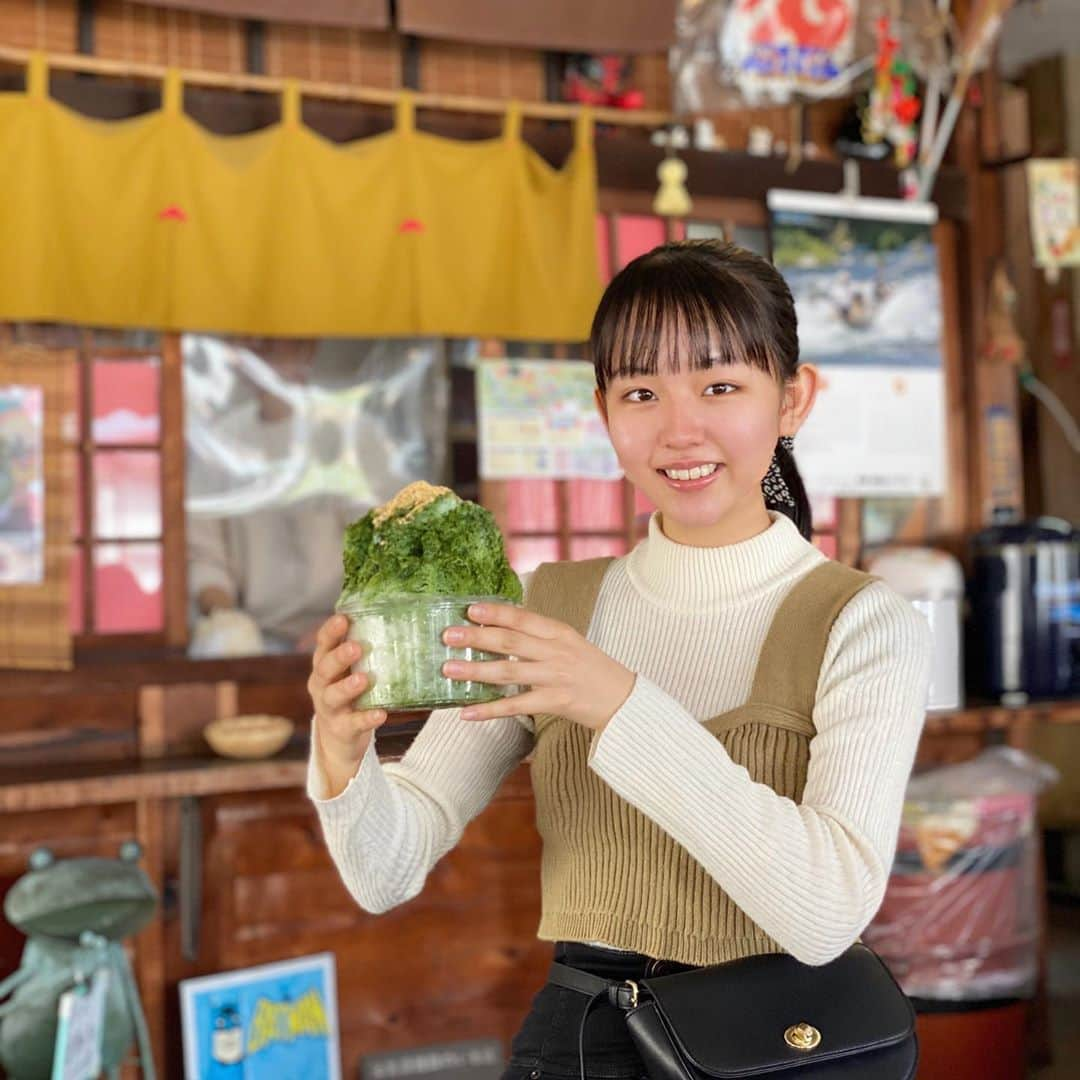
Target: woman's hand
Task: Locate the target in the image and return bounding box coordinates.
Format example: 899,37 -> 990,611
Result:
308,614 -> 387,796
440,603 -> 636,732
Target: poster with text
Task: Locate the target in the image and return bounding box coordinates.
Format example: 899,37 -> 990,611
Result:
768,190 -> 946,497
477,359 -> 620,480
0,384 -> 45,585
1026,158 -> 1080,279
180,953 -> 340,1080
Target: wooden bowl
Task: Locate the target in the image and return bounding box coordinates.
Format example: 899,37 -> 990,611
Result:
204,715 -> 295,760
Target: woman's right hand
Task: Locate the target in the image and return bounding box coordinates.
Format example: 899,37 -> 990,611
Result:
308,614 -> 387,795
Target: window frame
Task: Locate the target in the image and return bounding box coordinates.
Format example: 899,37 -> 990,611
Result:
64,330 -> 186,651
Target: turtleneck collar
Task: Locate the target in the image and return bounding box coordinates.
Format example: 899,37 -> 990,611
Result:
625,511 -> 817,611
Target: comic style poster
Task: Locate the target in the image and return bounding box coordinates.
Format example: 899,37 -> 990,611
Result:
768,190 -> 947,497
180,954 -> 341,1080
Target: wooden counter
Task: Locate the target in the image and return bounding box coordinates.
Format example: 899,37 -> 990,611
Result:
1,652 -> 1076,1078
3,695 -> 1076,813
0,731 -> 419,814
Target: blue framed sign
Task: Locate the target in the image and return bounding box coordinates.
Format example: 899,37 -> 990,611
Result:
180,953 -> 341,1080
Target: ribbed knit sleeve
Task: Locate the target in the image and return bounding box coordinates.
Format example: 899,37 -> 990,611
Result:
308,709 -> 533,913
587,581 -> 931,966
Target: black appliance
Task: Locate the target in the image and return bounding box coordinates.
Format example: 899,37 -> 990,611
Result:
968,517 -> 1079,704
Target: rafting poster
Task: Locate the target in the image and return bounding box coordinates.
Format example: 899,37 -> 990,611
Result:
768,190 -> 947,497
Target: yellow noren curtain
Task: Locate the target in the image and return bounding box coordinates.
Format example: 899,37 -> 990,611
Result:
0,57 -> 602,341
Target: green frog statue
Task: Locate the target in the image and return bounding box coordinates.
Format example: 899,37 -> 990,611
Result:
0,842 -> 158,1079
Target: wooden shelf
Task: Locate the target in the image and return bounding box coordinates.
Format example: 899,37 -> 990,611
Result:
3,701 -> 1076,815
0,729 -> 419,814
922,699 -> 1080,736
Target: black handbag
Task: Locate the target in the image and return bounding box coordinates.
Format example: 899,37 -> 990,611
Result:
548,943 -> 918,1080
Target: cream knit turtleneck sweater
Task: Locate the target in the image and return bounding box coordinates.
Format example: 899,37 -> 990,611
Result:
309,512 -> 931,966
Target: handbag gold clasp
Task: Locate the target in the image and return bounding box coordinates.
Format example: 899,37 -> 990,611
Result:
784,1023 -> 821,1050
624,980 -> 639,1009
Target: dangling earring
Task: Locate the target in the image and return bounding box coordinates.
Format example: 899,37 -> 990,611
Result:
762,436 -> 796,507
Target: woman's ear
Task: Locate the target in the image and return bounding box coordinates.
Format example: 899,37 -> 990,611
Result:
594,387 -> 610,432
779,363 -> 819,437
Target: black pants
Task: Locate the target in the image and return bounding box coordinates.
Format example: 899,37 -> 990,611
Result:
501,942 -> 698,1080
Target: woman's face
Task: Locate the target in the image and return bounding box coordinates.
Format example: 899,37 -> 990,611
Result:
598,353 -> 807,548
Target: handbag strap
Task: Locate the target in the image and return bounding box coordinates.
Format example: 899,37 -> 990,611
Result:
548,961 -> 640,1080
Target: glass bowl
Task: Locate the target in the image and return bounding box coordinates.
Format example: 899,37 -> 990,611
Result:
336,594 -> 519,712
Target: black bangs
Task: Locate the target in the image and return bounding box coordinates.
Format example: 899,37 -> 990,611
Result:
590,241 -> 795,393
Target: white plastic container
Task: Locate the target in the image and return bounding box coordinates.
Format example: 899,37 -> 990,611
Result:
865,547 -> 965,712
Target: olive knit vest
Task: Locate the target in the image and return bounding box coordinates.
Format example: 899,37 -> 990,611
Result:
526,556 -> 873,967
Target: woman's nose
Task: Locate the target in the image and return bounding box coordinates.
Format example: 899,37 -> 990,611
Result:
659,400 -> 706,445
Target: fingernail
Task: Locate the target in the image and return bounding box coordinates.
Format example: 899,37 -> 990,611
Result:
468,604 -> 487,620
444,627 -> 464,643
349,674 -> 362,688
461,709 -> 478,720
443,661 -> 464,676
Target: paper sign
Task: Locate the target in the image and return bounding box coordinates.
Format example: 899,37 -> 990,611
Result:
360,1038 -> 504,1079
52,969 -> 108,1080
477,359 -> 620,480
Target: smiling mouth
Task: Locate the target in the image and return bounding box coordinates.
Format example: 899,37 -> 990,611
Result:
658,463 -> 720,481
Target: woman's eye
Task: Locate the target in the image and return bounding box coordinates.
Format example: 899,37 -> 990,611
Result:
624,388 -> 655,402
705,383 -> 736,396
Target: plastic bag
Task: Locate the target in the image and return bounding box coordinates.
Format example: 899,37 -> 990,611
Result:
864,747 -> 1059,1002
188,609 -> 265,659
183,335 -> 448,518
673,0 -> 860,111
672,0 -> 948,114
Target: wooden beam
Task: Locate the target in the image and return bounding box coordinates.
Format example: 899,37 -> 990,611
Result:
160,334 -> 188,649
0,42 -> 671,128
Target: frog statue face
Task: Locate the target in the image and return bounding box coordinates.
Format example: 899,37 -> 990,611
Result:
4,841 -> 157,942
0,843 -> 159,1080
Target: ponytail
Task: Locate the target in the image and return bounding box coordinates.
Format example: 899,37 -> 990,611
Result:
763,438 -> 813,541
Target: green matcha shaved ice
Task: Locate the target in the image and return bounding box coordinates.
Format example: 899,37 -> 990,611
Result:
336,482 -> 523,712
338,481 -> 522,608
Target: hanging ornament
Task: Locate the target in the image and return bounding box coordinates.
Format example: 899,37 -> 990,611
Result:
562,54 -> 645,110
864,16 -> 922,170
653,151 -> 693,218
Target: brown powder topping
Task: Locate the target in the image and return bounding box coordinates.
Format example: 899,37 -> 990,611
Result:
372,481 -> 455,526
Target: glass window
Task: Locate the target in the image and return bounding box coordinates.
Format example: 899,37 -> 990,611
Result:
568,479 -> 623,531
93,450 -> 162,539
92,358 -> 160,444
506,479 -> 559,533
93,542 -> 163,633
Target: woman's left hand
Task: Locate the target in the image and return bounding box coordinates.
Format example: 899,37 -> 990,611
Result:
441,603 -> 636,732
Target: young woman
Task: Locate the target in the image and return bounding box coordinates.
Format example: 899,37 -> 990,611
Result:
307,241 -> 932,1080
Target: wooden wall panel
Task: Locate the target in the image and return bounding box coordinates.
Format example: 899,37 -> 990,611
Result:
95,1 -> 245,72
418,39 -> 544,102
265,22 -> 400,88
166,769 -> 548,1076
0,689 -> 139,764
0,0 -> 77,52
236,679 -> 314,729
630,51 -> 671,112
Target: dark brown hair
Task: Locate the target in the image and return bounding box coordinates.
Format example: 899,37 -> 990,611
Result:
590,240 -> 812,539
